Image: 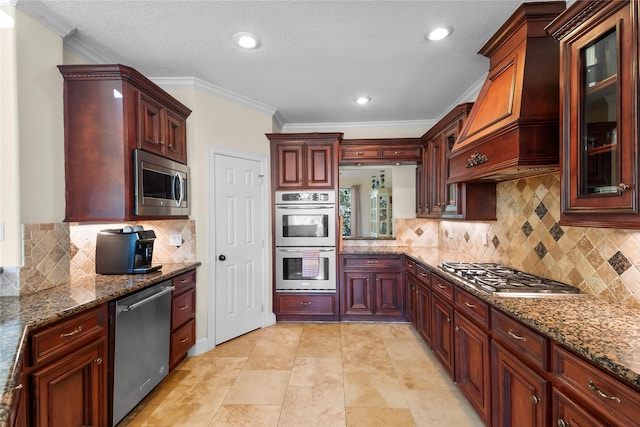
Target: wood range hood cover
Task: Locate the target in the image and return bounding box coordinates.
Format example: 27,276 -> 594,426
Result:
448,1 -> 566,183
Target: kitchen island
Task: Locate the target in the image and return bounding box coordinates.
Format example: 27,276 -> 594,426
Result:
0,262 -> 200,426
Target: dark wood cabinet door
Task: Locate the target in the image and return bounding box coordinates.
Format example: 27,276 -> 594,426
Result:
552,389 -> 605,427
30,339 -> 107,427
428,135 -> 446,215
416,284 -> 431,346
306,144 -> 334,189
455,312 -> 491,424
276,143 -> 304,189
405,276 -> 418,326
342,271 -> 374,316
374,271 -> 403,316
137,91 -> 165,155
431,294 -> 454,378
164,109 -> 187,163
492,341 -> 549,427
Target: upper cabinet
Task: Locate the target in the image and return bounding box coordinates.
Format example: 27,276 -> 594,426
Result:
547,0 -> 639,228
339,138 -> 422,165
267,133 -> 342,190
418,103 -> 496,220
58,64 -> 192,222
448,2 -> 566,183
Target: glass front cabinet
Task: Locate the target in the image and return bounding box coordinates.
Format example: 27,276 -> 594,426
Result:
370,188 -> 392,237
548,0 -> 639,228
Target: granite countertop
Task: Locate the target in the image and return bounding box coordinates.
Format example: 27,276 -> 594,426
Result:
0,262 -> 200,426
341,246 -> 640,390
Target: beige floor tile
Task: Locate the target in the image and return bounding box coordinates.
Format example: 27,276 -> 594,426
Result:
391,358 -> 457,392
289,357 -> 343,387
296,335 -> 342,357
343,370 -> 408,408
180,356 -> 247,386
346,407 -> 416,427
383,337 -> 432,361
258,323 -> 303,346
279,385 -> 346,426
209,329 -> 262,357
224,370 -> 290,405
209,404 -> 282,427
375,323 -> 416,340
404,389 -> 485,427
244,342 -> 298,370
300,322 -> 342,338
342,348 -> 395,375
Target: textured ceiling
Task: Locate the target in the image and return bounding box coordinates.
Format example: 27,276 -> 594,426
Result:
20,0 -> 563,128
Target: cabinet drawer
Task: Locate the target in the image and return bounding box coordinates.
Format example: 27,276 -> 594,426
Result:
171,319 -> 195,361
172,269 -> 196,291
381,145 -> 421,160
553,344 -> 640,426
342,255 -> 403,270
454,288 -> 490,329
172,288 -> 196,328
405,258 -> 417,276
431,275 -> 453,302
29,304 -> 107,366
340,147 -> 380,160
492,309 -> 549,371
416,264 -> 431,286
277,293 -> 336,315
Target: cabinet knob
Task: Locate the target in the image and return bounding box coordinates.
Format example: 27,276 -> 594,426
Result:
618,182 -> 630,192
94,357 -> 103,365
14,383 -> 23,390
531,394 -> 539,405
557,419 -> 568,427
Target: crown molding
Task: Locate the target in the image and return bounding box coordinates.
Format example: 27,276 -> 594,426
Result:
14,0 -> 75,37
63,38 -> 112,63
282,119 -> 436,133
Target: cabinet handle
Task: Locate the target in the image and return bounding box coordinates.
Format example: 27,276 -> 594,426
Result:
508,329 -> 526,341
455,326 -> 460,331
618,183 -> 630,192
394,151 -> 405,155
588,380 -> 621,404
14,383 -> 23,390
531,394 -> 539,405
60,325 -> 83,338
179,278 -> 190,283
464,301 -> 476,309
94,357 -> 103,365
367,260 -> 379,264
436,283 -> 445,289
178,305 -> 189,310
300,301 -> 311,306
446,317 -> 451,323
180,337 -> 189,344
356,152 -> 364,155
557,419 -> 568,427
159,140 -> 165,145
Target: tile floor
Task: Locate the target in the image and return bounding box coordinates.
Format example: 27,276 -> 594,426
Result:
119,322 -> 484,427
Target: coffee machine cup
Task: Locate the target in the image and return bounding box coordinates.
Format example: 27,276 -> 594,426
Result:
95,228 -> 162,274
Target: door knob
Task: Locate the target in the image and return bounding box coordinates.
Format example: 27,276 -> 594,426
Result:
218,255 -> 226,261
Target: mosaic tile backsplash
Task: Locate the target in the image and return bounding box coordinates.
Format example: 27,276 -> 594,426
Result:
0,220 -> 196,296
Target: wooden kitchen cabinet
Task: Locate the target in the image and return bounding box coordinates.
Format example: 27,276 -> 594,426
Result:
275,293 -> 337,320
547,1 -> 640,228
340,254 -> 404,321
431,287 -> 454,379
8,356 -> 26,427
552,389 -> 606,427
405,258 -> 432,346
26,304 -> 108,427
418,103 -> 496,220
58,64 -> 192,222
170,269 -> 197,371
339,138 -> 422,165
267,133 -> 342,190
454,288 -> 491,424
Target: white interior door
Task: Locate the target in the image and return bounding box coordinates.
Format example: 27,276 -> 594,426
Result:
213,152 -> 265,345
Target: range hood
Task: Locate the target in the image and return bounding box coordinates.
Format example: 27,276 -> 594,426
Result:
448,1 -> 566,183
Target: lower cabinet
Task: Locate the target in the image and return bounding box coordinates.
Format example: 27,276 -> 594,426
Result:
276,293 -> 338,320
26,304 -> 109,427
492,341 -> 550,427
170,270 -> 197,371
431,293 -> 455,378
552,389 -> 605,427
8,359 -> 26,427
340,255 -> 404,321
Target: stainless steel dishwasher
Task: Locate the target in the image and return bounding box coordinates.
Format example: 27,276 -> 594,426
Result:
112,280 -> 173,426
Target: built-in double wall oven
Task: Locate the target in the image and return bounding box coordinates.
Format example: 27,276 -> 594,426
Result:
274,190 -> 337,292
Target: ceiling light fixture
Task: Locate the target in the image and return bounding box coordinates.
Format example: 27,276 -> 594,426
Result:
233,32 -> 260,49
426,26 -> 453,41
354,96 -> 372,105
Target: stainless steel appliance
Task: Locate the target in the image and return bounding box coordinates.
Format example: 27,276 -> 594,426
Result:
275,246 -> 337,291
134,149 -> 190,217
111,281 -> 174,426
95,227 -> 161,274
439,262 -> 581,297
275,190 -> 336,247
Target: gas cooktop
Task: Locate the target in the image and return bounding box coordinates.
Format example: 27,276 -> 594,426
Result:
439,262 -> 581,297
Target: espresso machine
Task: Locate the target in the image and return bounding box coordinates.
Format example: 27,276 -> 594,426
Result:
95,226 -> 162,274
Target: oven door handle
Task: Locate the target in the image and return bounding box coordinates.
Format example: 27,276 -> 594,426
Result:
277,248 -> 335,253
275,205 -> 333,209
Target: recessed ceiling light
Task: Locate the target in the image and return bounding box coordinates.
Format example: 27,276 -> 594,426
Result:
426,26 -> 453,41
354,96 -> 372,105
233,32 -> 260,49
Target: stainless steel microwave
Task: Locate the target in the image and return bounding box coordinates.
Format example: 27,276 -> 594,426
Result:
134,150 -> 190,216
